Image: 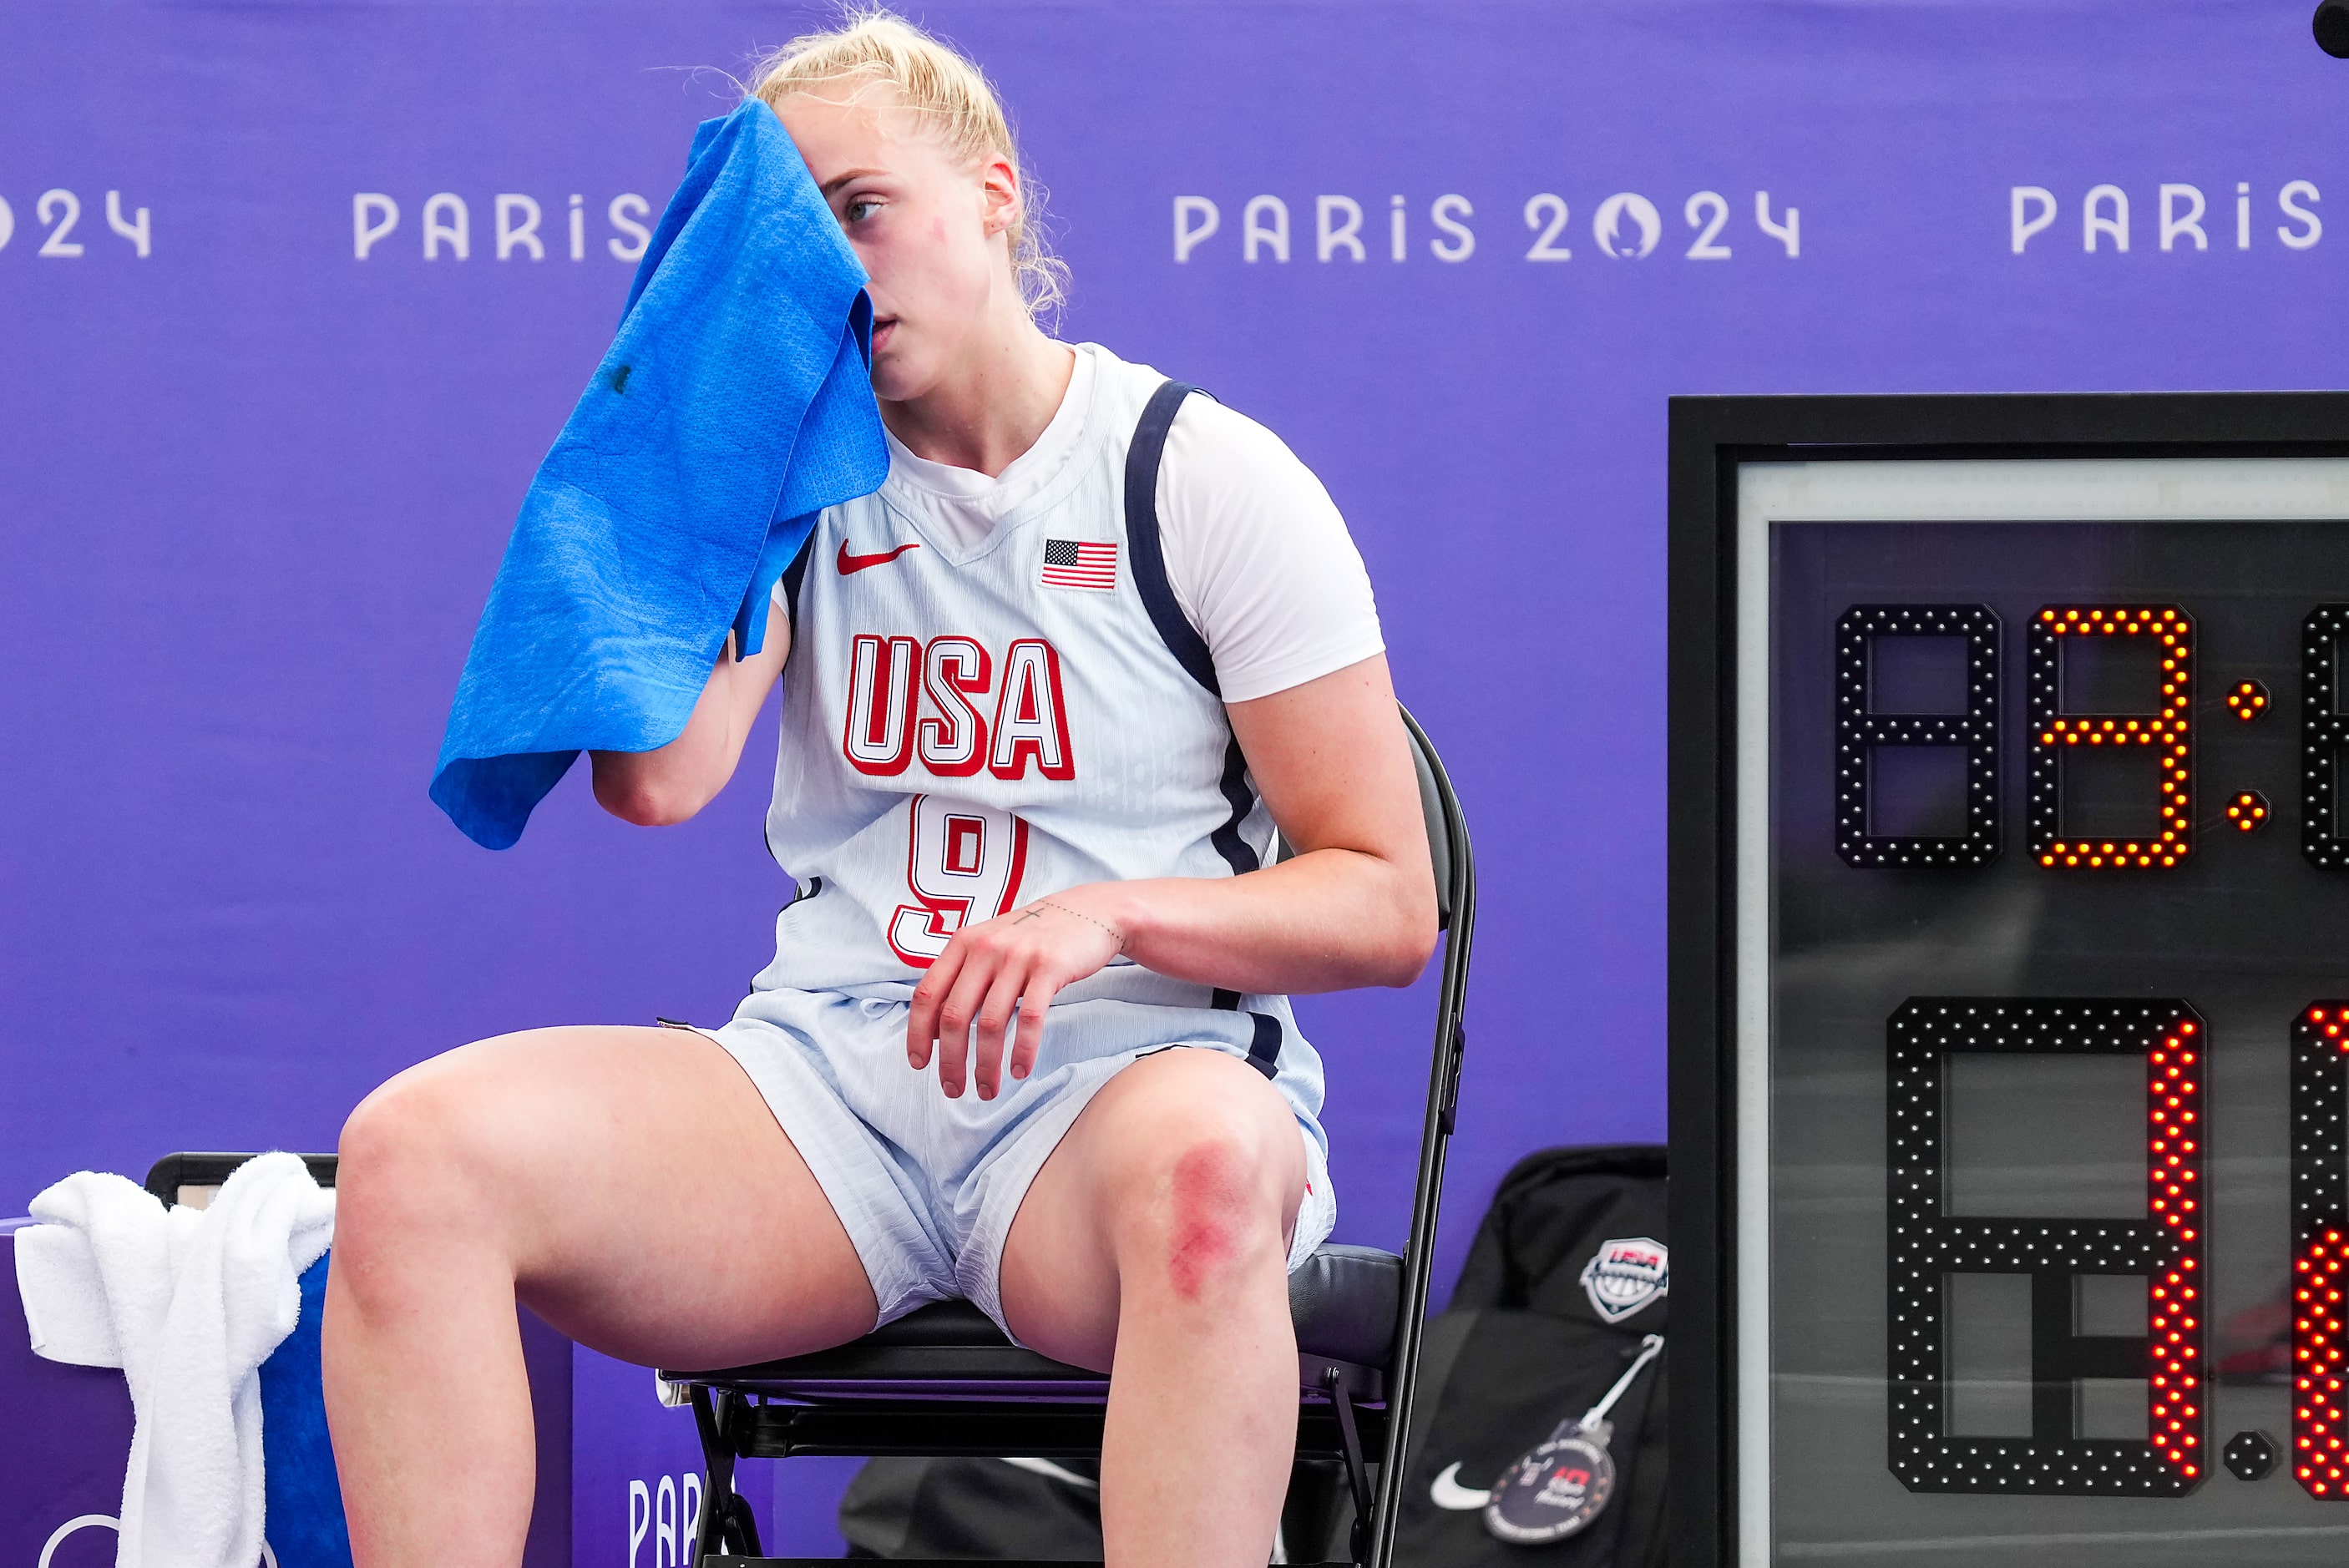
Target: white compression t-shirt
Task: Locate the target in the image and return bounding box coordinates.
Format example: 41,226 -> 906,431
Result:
851,341 -> 1385,704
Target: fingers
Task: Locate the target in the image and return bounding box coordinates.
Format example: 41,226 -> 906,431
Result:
1009,984 -> 1056,1086
906,944 -> 966,1072
969,966 -> 1029,1100
925,967 -> 981,1103
910,939 -> 1046,1100
903,897 -> 1123,1099
931,949 -> 1002,1099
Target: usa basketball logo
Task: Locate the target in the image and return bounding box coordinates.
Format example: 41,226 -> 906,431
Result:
1578,1237 -> 1668,1323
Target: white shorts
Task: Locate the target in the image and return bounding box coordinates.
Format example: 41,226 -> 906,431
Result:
703,987 -> 1337,1339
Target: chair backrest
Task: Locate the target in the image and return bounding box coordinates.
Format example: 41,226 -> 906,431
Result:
144,1151 -> 338,1210
1400,706 -> 1455,933
1373,702 -> 1475,1568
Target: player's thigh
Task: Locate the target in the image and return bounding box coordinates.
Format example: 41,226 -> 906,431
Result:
997,1047 -> 1307,1369
335,1024 -> 876,1366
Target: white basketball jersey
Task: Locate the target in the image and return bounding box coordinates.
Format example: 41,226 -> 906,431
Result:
747,346 -> 1322,1114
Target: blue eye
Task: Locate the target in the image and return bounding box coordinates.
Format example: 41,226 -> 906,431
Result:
846,198 -> 879,223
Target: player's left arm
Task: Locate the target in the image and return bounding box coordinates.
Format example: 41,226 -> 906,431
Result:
908,651 -> 1437,1098
1146,650 -> 1438,989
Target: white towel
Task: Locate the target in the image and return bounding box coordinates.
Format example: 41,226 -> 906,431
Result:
13,1152 -> 336,1568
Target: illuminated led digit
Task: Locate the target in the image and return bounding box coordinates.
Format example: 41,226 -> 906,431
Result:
1833,604 -> 2001,868
2302,607 -> 2349,868
1886,999 -> 2206,1495
2028,605 -> 2195,869
2292,1004 -> 2349,1496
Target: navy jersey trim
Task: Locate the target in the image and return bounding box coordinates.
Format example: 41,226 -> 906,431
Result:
763,531 -> 821,873
1207,988 -> 1284,1078
1243,1010 -> 1283,1077
1126,382 -> 1261,879
1209,734 -> 1261,877
779,529 -> 818,630
1123,380 -> 1221,697
1131,378 -> 1283,1082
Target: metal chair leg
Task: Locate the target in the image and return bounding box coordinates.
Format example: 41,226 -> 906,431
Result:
721,1488 -> 763,1557
691,1385 -> 760,1560
1324,1368 -> 1374,1565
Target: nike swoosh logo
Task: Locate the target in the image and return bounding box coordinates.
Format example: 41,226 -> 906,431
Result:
837,540 -> 922,575
1430,1463 -> 1492,1511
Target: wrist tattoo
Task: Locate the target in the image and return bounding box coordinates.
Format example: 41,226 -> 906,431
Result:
1038,898 -> 1126,953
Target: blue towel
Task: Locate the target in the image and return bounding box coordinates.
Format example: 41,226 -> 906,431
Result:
429,97 -> 890,850
256,1255 -> 351,1568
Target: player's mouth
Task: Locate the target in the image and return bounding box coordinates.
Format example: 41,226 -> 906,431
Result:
872,316 -> 899,352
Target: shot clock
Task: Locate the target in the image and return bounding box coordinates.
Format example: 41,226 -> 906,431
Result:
1669,395 -> 2349,1566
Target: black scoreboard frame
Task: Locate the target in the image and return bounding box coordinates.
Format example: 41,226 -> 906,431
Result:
1665,391 -> 2349,1566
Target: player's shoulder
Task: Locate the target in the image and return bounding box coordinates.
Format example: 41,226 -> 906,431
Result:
1168,397 -> 1330,520
1076,341 -> 1304,473
1172,390 -> 1299,470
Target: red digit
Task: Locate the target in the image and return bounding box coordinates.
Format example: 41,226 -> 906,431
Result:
2293,1004 -> 2349,1497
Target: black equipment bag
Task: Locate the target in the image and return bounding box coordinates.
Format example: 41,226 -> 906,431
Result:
836,1144 -> 1666,1565
839,1454 -> 1354,1561
840,1456 -> 1105,1560
1393,1144 -> 1668,1568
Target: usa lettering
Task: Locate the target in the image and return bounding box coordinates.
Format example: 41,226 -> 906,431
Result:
843,635 -> 1076,782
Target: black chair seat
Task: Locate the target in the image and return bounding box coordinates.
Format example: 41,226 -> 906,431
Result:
666,1243 -> 1400,1402
1286,1244 -> 1402,1368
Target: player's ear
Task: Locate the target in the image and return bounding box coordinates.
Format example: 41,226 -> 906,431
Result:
977,152 -> 1021,242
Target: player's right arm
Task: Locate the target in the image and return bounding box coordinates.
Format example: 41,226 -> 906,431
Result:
589,596 -> 791,826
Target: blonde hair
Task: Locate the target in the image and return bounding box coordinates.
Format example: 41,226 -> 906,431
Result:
751,9 -> 1069,323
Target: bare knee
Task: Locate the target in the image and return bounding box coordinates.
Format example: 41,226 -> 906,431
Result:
335,1046 -> 524,1267
1162,1136 -> 1283,1300
1105,1084 -> 1301,1306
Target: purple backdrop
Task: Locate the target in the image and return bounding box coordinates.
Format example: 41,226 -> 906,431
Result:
7,0 -> 2349,1555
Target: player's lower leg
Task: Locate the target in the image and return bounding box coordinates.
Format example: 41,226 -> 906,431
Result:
1096,1144 -> 1302,1568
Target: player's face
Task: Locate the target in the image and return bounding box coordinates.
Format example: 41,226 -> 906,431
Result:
778,86 -> 1021,404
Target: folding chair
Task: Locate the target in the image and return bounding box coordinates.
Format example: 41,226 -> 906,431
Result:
664,705 -> 1475,1567
142,1151 -> 340,1208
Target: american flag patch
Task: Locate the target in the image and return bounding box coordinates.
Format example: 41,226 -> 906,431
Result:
1040,538 -> 1118,591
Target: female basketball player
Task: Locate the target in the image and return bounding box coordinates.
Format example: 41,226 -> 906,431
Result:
321,14 -> 1435,1566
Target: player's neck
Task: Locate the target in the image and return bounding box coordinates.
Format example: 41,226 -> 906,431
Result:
879,316 -> 1073,479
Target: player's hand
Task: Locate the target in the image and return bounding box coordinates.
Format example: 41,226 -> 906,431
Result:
907,888 -> 1129,1099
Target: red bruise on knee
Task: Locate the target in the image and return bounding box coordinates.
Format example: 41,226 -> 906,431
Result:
1160,1141 -> 1278,1301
